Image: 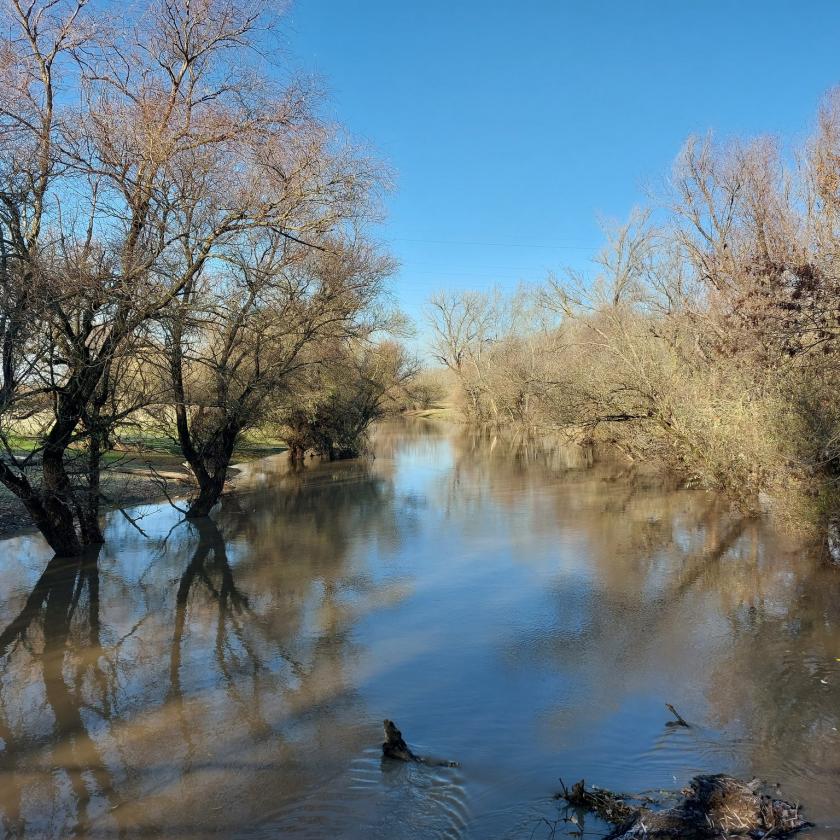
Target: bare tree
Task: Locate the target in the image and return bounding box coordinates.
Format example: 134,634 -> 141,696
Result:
0,0 -> 344,554
162,232 -> 395,516
0,0 -> 104,555
426,289 -> 499,421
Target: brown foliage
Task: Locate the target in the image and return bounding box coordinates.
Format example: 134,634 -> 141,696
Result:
428,89 -> 840,522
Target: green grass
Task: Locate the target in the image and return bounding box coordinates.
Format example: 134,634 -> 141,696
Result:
232,434 -> 287,461
116,430 -> 287,464
116,433 -> 182,455
2,434 -> 39,453
3,425 -> 288,467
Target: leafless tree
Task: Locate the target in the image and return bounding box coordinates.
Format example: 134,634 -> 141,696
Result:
0,0 -> 379,554
426,289 -> 500,421
162,232 -> 396,516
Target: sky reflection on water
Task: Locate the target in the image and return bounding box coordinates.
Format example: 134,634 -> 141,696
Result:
0,420 -> 838,838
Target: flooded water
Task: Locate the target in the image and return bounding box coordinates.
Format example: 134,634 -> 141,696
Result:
0,420 -> 838,839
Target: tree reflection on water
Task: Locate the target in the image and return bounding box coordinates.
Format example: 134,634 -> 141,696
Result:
0,455 -> 414,837
0,423 -> 837,838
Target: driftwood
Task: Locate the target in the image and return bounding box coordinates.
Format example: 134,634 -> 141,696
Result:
558,779 -> 640,826
559,774 -> 810,838
665,703 -> 690,728
382,719 -> 417,761
381,719 -> 459,767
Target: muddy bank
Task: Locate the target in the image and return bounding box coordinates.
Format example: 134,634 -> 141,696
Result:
0,440 -> 291,541
0,466 -> 194,539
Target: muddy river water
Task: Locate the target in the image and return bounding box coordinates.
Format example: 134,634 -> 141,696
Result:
0,420 -> 838,838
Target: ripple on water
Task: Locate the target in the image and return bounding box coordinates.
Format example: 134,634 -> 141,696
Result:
257,749 -> 470,840
1,422 -> 840,839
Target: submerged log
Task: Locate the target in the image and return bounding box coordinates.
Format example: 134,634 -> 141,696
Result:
665,703 -> 690,728
382,719 -> 417,761
381,719 -> 460,767
559,774 -> 810,838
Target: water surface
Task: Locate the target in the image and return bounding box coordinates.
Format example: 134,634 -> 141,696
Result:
0,421 -> 838,838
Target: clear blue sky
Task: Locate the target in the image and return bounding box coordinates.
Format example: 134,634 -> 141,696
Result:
284,0 -> 840,340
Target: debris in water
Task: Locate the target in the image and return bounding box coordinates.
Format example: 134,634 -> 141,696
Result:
381,720 -> 460,767
665,702 -> 690,728
557,773 -> 810,838
382,719 -> 416,762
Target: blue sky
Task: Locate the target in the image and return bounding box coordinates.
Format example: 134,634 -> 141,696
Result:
284,1 -> 840,341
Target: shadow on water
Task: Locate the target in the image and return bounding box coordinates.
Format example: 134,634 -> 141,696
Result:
0,420 -> 837,838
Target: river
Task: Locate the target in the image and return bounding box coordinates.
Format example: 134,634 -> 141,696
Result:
0,420 -> 838,838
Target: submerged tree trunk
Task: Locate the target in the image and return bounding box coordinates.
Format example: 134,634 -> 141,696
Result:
78,432 -> 105,546
185,469 -> 228,519
0,449 -> 82,557
4,357 -> 117,556
22,495 -> 82,558
21,432 -> 106,556
37,444 -> 84,557
289,443 -> 305,463
77,362 -> 113,546
181,422 -> 241,520
169,317 -> 243,520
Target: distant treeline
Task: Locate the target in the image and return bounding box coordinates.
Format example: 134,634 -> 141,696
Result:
429,91 -> 840,526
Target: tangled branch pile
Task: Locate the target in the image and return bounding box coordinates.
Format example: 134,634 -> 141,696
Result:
559,774 -> 809,839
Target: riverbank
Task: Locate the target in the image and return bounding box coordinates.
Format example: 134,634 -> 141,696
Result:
0,458 -> 191,540
0,441 -> 287,540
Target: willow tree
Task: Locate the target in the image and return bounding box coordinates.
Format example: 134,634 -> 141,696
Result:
163,233 -> 395,517
0,0 -> 314,555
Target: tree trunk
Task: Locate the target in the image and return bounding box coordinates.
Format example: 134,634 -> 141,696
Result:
185,469 -> 227,518
0,452 -> 83,557
79,503 -> 104,546
184,417 -> 243,519
38,442 -> 84,556
288,442 -> 305,465
78,430 -> 105,545
22,496 -> 82,557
